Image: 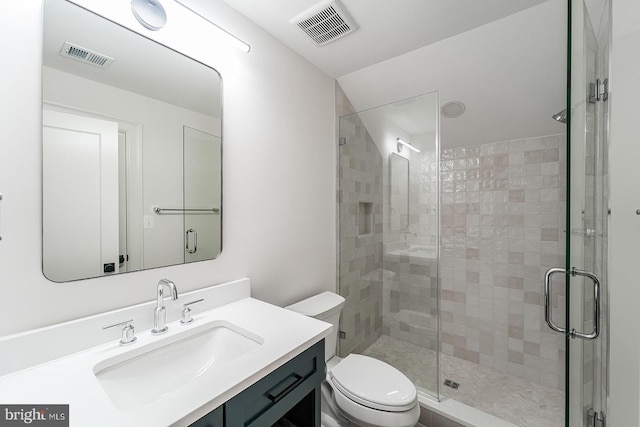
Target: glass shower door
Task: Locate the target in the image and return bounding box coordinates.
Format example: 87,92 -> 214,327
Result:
183,126 -> 222,262
336,90 -> 441,400
561,1 -> 609,425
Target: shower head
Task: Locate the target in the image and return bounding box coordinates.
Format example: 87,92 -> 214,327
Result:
552,108 -> 567,124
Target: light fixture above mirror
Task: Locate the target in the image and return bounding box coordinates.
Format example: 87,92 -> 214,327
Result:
397,137 -> 420,153
131,0 -> 167,31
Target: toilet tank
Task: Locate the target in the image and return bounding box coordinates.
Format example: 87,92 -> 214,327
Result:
286,291 -> 345,362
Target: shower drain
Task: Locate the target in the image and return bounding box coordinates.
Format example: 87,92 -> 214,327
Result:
443,379 -> 460,390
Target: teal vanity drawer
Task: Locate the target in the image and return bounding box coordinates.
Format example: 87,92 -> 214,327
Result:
225,340 -> 324,427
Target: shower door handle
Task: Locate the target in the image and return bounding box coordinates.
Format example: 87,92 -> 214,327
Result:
186,228 -> 197,254
544,267 -> 601,340
569,268 -> 600,340
544,267 -> 567,335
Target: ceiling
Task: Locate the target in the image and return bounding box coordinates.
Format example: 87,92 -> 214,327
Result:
220,0 -> 569,148
221,0 -> 549,78
44,0 -> 572,149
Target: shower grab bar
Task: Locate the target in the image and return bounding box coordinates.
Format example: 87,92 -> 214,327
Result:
153,207 -> 219,214
544,267 -> 601,340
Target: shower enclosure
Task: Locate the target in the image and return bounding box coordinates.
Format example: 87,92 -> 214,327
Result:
336,1 -> 609,425
337,92 -> 568,426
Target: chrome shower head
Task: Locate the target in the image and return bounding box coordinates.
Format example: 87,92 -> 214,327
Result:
552,108 -> 567,124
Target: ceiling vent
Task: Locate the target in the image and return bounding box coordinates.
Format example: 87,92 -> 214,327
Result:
59,42 -> 114,69
291,0 -> 358,46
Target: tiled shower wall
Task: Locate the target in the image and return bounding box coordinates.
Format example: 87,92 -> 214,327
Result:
336,84 -> 385,356
439,134 -> 567,390
411,148 -> 439,247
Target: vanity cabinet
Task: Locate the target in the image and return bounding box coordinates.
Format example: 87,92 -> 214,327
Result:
190,406 -> 223,427
190,340 -> 324,427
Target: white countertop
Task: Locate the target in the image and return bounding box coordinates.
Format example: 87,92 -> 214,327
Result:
385,244 -> 437,260
0,295 -> 331,427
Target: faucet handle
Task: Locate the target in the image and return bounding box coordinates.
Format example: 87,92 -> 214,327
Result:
180,299 -> 204,324
103,319 -> 137,346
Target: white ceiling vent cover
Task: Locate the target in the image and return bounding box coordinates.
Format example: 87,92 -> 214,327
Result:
290,0 -> 358,46
59,42 -> 114,69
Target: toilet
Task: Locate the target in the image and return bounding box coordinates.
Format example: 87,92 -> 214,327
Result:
286,292 -> 420,427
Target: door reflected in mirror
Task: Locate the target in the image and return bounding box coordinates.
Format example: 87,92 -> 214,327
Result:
42,0 -> 222,282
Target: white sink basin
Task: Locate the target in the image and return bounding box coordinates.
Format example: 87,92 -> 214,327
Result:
93,320 -> 263,411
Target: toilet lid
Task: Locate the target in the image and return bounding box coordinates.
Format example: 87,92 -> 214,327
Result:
329,354 -> 417,412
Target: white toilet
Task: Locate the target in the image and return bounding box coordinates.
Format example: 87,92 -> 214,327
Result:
287,292 -> 420,427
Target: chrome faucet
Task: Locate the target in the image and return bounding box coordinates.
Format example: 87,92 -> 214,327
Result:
403,231 -> 417,247
151,279 -> 179,335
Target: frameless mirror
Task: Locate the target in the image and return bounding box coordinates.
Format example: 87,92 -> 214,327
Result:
42,0 -> 222,282
389,153 -> 409,230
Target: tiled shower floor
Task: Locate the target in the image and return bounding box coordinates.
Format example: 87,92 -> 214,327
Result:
362,335 -> 564,427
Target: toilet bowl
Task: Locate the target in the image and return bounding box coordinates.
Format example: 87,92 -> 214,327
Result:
286,292 -> 420,427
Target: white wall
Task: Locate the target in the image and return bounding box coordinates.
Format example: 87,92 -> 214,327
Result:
0,0 -> 336,336
608,0 -> 640,423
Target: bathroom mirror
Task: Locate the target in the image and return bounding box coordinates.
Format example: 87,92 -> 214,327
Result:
389,153 -> 409,230
42,0 -> 222,282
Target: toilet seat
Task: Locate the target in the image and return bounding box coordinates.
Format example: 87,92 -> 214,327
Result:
332,387 -> 420,427
328,354 -> 417,411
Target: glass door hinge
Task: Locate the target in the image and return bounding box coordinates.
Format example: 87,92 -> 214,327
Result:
587,409 -> 605,427
589,79 -> 609,103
